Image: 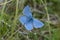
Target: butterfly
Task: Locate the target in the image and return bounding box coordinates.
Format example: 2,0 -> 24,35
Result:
19,5 -> 44,31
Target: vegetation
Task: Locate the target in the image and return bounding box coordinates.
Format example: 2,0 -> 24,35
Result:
0,0 -> 60,40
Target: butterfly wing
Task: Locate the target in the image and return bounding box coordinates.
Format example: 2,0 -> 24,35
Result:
23,5 -> 32,17
33,19 -> 44,28
19,16 -> 28,25
25,21 -> 33,31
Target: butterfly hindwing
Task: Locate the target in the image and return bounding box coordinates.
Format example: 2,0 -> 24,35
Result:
23,5 -> 32,17
33,19 -> 44,28
19,16 -> 28,25
25,21 -> 33,31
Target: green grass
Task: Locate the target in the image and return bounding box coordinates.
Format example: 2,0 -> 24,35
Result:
0,0 -> 60,40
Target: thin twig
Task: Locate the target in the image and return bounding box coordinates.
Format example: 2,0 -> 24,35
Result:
0,0 -> 12,5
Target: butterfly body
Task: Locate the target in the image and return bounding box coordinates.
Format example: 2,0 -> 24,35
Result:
19,5 -> 44,31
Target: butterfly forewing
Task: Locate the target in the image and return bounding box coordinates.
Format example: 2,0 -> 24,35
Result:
23,5 -> 32,17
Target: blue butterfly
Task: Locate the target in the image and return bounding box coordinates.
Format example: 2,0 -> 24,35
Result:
19,5 -> 44,31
